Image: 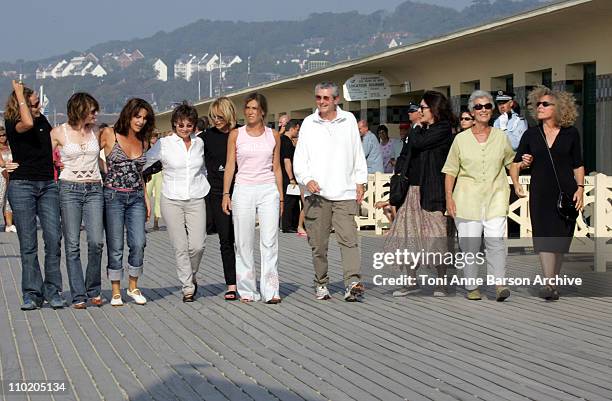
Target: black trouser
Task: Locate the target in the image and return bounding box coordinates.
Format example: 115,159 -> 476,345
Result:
208,193 -> 236,286
205,193 -> 217,234
282,194 -> 301,232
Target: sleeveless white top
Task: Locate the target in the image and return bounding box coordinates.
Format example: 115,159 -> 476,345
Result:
59,123 -> 102,182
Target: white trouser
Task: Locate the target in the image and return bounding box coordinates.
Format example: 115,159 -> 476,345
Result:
232,183 -> 280,302
455,216 -> 507,290
161,195 -> 206,296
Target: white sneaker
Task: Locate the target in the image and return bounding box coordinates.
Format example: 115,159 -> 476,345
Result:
315,285 -> 331,300
5,225 -> 16,233
126,288 -> 147,305
110,294 -> 124,307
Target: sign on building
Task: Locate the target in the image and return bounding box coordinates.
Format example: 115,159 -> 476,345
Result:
343,74 -> 391,101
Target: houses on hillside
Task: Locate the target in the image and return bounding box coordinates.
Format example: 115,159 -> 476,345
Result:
173,54 -> 243,81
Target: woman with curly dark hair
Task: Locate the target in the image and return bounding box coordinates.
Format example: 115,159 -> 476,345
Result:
510,86 -> 584,301
100,98 -> 155,306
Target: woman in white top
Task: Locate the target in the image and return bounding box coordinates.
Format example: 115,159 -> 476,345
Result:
50,93 -> 104,309
144,102 -> 210,302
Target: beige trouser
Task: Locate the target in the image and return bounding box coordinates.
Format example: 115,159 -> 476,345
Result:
161,195 -> 206,296
304,195 -> 361,287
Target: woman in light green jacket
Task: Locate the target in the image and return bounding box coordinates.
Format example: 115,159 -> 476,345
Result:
442,90 -> 515,302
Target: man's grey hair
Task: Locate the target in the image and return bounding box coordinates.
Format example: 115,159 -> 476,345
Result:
468,90 -> 494,112
314,81 -> 339,97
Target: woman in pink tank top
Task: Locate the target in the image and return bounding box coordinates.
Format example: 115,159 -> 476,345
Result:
222,93 -> 283,304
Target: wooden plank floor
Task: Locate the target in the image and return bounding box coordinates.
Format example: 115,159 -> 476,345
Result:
0,227 -> 611,401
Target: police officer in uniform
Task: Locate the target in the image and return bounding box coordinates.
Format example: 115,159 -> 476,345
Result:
493,90 -> 527,151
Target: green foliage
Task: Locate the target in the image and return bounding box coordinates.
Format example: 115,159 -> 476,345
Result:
0,0 -> 548,114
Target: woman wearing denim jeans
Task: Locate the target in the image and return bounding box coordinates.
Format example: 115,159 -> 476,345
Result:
100,98 -> 154,306
2,80 -> 64,310
50,93 -> 105,309
222,93 -> 283,304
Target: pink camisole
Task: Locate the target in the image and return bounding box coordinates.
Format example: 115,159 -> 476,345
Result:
235,125 -> 276,185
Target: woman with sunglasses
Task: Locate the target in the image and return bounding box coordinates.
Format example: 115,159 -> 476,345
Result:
458,110 -> 475,132
200,97 -> 239,300
2,80 -> 64,310
145,102 -> 210,303
50,93 -> 105,309
384,91 -> 454,297
510,86 -> 583,301
0,126 -> 16,233
442,90 -> 515,301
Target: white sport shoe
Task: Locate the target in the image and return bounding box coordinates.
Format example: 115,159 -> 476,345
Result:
110,293 -> 124,307
315,285 -> 331,300
5,225 -> 16,233
126,288 -> 147,305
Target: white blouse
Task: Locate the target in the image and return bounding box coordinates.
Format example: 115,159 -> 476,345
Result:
144,133 -> 210,200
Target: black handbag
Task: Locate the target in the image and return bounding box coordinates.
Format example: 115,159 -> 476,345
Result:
539,127 -> 579,222
389,142 -> 411,207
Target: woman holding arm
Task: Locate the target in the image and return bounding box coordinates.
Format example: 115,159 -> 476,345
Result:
510,86 -> 583,300
144,102 -> 210,302
221,92 -> 283,304
200,97 -> 239,300
50,93 -> 104,309
442,90 -> 515,301
100,98 -> 154,306
384,91 -> 454,297
4,80 -> 64,310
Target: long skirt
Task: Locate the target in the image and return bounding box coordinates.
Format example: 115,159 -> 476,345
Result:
383,186 -> 449,271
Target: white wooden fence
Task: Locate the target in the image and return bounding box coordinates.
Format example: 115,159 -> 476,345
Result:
356,173 -> 612,272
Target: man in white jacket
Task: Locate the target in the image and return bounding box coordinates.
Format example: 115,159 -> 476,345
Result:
293,81 -> 368,302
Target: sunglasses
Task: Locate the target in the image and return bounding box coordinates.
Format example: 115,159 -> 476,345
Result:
536,101 -> 555,107
460,117 -> 474,121
211,115 -> 225,121
315,95 -> 335,102
473,103 -> 494,110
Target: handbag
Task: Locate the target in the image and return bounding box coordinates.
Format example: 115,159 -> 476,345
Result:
389,145 -> 411,207
538,127 -> 579,221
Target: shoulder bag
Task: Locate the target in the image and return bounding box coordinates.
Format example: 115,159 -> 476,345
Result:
538,126 -> 578,221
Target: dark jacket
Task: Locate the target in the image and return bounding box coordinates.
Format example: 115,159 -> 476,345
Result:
394,121 -> 453,212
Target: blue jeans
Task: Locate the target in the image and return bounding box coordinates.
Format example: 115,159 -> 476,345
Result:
60,181 -> 104,303
7,180 -> 62,303
104,187 -> 146,281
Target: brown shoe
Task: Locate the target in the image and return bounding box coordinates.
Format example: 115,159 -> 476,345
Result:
73,302 -> 87,310
90,296 -> 106,307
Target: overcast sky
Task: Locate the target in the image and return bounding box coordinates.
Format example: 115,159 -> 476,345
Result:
1,0 -> 478,63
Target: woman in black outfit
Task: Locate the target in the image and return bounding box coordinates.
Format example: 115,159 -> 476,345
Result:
384,90 -> 454,297
199,97 -> 239,300
510,86 -> 584,301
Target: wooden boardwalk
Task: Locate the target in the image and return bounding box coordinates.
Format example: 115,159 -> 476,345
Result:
1,228 -> 611,401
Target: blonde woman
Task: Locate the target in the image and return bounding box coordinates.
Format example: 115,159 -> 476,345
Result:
200,97 -> 239,300
510,86 -> 583,301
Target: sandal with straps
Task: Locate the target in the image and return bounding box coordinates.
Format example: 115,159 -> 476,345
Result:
265,297 -> 282,305
224,290 -> 238,301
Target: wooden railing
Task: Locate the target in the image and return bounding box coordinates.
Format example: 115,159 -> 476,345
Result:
356,173 -> 612,272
